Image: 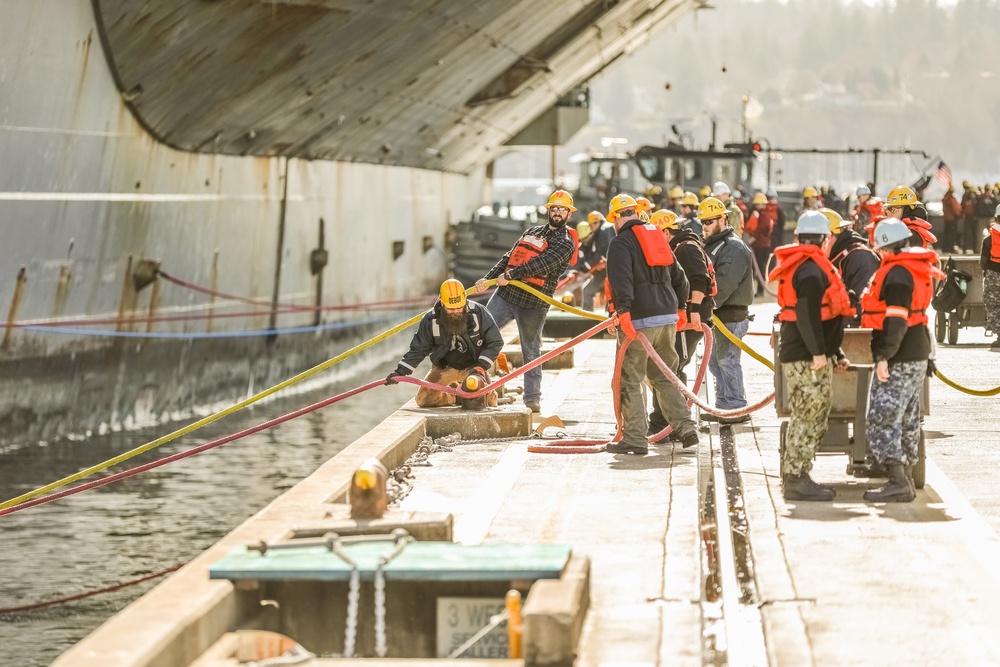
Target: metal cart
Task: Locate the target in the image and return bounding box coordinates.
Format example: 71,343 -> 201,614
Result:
774,328 -> 929,489
935,255 -> 987,345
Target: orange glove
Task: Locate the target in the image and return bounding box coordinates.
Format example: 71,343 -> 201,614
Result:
676,309 -> 689,331
619,312 -> 637,339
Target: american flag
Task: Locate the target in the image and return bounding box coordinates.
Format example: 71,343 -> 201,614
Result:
934,160 -> 952,186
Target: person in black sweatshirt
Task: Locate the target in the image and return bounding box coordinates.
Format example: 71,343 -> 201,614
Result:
647,209 -> 715,437
769,211 -> 853,501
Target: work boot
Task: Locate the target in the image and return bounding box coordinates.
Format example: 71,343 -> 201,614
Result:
904,465 -> 917,496
524,399 -> 541,413
605,442 -> 648,455
863,463 -> 915,503
680,430 -> 699,449
783,472 -> 836,501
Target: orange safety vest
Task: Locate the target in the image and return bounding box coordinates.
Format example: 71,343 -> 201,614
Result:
507,231 -> 556,287
674,238 -> 718,297
860,248 -> 945,329
990,226 -> 1000,263
769,243 -> 854,322
902,217 -> 937,248
632,223 -> 675,266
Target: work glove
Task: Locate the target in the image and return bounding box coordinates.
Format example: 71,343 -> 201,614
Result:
619,312 -> 637,340
385,370 -> 401,385
926,358 -> 937,378
471,366 -> 487,378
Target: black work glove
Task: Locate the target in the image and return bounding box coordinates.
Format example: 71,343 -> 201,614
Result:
385,370 -> 401,385
926,359 -> 937,378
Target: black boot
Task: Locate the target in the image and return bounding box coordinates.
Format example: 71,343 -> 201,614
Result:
863,463 -> 915,503
783,472 -> 836,501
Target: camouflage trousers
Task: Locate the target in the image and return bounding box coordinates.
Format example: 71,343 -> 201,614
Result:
867,360 -> 926,466
985,269 -> 1000,334
781,360 -> 833,476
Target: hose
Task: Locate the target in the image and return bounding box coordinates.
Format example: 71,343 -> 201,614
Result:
933,369 -> 1000,397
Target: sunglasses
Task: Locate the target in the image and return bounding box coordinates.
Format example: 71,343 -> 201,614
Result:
549,206 -> 570,213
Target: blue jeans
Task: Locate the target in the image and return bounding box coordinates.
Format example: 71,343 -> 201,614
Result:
709,318 -> 749,409
486,293 -> 547,402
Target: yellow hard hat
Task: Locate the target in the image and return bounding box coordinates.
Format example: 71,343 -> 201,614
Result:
697,197 -> 727,221
802,186 -> 818,199
645,185 -> 663,197
886,185 -> 919,208
699,185 -> 712,198
608,193 -> 638,220
576,221 -> 593,240
545,190 -> 577,212
668,185 -> 684,199
752,192 -> 767,205
587,210 -> 605,224
819,207 -> 845,233
439,279 -> 466,310
650,209 -> 679,231
962,180 -> 970,188
635,196 -> 653,212
681,191 -> 699,206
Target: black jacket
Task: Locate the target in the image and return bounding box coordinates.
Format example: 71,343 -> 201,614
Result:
607,219 -> 689,320
778,258 -> 846,363
572,234 -> 604,272
829,231 -> 880,325
669,228 -> 715,323
704,228 -> 754,321
395,300 -> 503,376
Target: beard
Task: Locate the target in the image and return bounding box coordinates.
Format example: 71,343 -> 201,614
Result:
440,308 -> 468,336
547,212 -> 568,228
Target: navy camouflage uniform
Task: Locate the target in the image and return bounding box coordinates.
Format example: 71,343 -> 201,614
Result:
865,264 -> 930,467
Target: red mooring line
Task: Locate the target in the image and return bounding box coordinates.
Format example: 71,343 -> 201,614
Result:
0,564 -> 183,615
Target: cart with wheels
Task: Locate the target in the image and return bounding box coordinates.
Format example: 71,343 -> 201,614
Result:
935,255 -> 987,345
775,328 -> 929,489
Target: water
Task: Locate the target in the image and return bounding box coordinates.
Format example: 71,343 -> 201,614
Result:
0,358 -> 416,667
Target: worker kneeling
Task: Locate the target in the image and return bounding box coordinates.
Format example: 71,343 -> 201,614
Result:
769,211 -> 854,501
386,280 -> 502,407
605,195 -> 699,454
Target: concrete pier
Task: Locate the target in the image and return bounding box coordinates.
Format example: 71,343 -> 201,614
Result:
53,303 -> 1000,666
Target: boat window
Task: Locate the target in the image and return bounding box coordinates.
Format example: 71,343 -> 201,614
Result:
713,159 -> 737,185
635,154 -> 661,182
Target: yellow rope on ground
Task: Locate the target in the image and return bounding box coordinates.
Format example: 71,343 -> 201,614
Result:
711,315 -> 776,371
933,369 -> 1000,397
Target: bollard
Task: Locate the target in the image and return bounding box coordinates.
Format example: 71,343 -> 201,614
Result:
349,458 -> 388,520
506,589 -> 523,659
458,373 -> 488,411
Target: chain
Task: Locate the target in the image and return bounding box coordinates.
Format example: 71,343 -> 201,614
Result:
374,566 -> 387,657
386,433 -> 460,506
343,568 -> 360,658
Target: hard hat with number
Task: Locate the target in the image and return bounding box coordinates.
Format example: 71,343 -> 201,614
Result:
697,197 -> 727,222
650,209 -> 679,231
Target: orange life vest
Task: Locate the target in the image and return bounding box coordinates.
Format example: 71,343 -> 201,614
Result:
567,227 -> 580,262
507,231 -> 556,287
674,238 -> 718,297
990,226 -> 1000,263
902,217 -> 936,248
632,223 -> 675,266
860,248 -> 945,329
769,243 -> 854,322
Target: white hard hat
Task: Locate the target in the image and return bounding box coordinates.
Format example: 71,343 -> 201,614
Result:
872,219 -> 913,249
795,210 -> 832,236
765,186 -> 778,198
856,185 -> 871,197
712,181 -> 731,196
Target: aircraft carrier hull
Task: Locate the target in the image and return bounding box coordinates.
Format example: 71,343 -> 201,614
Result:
0,1 -> 478,446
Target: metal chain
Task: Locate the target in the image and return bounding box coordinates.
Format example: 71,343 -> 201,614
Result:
386,433 -> 460,506
343,568 -> 360,658
374,567 -> 387,657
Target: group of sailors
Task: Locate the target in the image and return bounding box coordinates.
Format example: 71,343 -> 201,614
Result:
387,182 -> 1000,505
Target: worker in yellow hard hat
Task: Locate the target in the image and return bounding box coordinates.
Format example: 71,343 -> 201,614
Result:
566,221 -> 607,311
474,190 -> 577,412
699,185 -> 712,201
604,196 -> 699,453
679,191 -> 702,235
801,186 -> 820,213
885,185 -> 936,248
386,279 -> 503,408
667,185 -> 685,214
700,197 -> 755,423
744,193 -> 773,295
